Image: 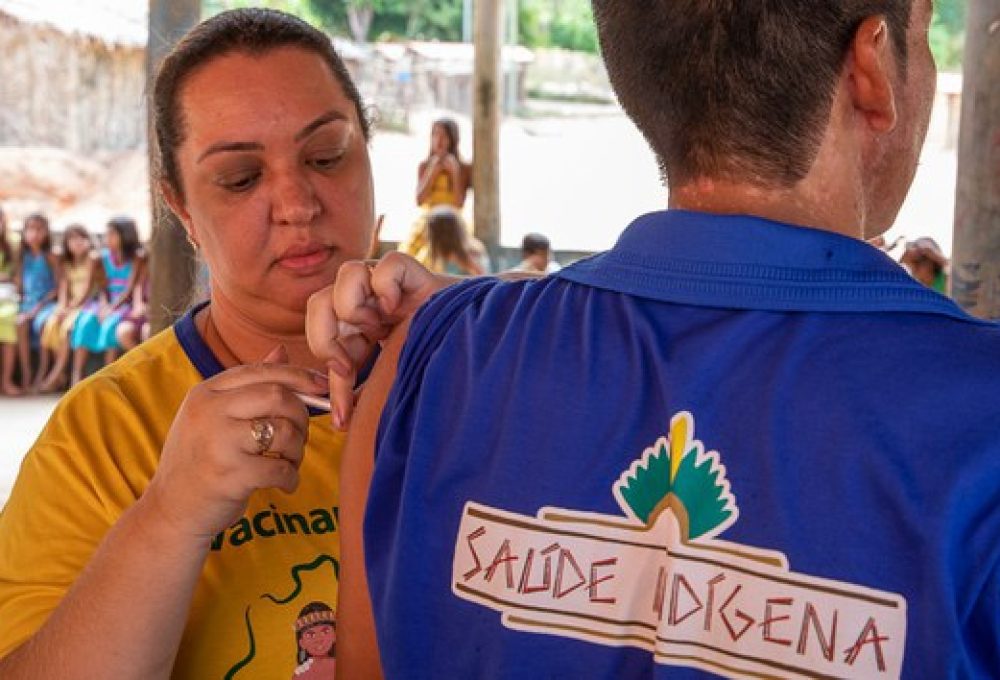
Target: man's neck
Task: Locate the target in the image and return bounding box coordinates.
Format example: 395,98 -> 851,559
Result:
668,173 -> 865,241
667,85 -> 888,242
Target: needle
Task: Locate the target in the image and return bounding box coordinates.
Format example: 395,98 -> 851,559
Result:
295,392 -> 331,413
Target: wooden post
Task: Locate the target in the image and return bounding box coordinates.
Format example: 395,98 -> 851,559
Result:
147,0 -> 200,333
473,0 -> 503,269
951,1 -> 1000,319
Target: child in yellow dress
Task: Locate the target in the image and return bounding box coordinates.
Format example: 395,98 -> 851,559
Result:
39,225 -> 96,392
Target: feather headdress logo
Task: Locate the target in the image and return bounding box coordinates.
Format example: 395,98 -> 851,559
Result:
613,411 -> 738,541
451,410 -> 909,678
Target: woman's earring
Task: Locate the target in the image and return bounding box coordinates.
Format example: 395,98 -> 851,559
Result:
186,235 -> 200,252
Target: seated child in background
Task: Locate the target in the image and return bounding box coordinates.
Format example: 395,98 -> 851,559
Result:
511,232 -> 561,274
70,215 -> 142,385
426,205 -> 488,276
3,213 -> 58,395
0,207 -> 17,393
39,225 -> 96,392
114,251 -> 150,352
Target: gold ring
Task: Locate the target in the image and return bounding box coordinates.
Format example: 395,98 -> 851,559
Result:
250,419 -> 275,455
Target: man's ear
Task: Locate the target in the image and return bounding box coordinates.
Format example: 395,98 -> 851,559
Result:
848,15 -> 898,134
159,180 -> 199,248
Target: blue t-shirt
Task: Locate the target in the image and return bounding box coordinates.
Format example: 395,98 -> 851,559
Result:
368,210 -> 1000,679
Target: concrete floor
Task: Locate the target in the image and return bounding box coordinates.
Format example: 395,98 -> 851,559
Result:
0,394 -> 60,509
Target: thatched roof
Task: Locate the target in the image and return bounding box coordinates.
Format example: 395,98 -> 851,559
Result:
0,0 -> 146,47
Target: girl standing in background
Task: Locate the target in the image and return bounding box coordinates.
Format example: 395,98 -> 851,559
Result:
399,118 -> 473,265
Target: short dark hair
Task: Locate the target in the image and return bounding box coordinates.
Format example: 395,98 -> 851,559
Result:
591,0 -> 913,187
521,233 -> 551,256
152,8 -> 369,198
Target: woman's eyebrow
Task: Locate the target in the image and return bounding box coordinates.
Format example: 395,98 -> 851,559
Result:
195,110 -> 348,163
294,110 -> 348,143
197,141 -> 263,163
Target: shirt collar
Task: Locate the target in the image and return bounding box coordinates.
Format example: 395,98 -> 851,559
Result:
173,300 -> 372,416
557,209 -> 979,321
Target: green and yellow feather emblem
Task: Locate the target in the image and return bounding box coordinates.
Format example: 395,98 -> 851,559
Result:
613,411 -> 737,541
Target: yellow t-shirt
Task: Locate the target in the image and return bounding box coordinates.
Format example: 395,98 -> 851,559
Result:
0,310 -> 344,678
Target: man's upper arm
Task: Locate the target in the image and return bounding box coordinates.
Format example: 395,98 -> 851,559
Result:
336,316 -> 412,680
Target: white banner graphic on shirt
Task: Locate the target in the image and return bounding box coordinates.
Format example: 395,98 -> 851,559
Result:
452,412 -> 907,679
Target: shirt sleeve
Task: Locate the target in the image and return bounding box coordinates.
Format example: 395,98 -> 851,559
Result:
0,379 -> 144,658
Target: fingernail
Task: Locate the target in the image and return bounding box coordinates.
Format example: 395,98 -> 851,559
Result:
332,408 -> 345,430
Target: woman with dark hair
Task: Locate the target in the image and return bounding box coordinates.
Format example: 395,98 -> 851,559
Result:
399,117 -> 473,265
0,8 -> 384,678
69,216 -> 142,379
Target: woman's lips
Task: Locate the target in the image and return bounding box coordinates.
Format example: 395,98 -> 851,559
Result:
276,246 -> 333,272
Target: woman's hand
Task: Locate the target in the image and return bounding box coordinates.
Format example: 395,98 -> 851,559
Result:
143,348 -> 329,543
440,153 -> 460,175
306,252 -> 456,429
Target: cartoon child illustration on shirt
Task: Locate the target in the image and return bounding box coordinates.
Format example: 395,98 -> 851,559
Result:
292,602 -> 336,678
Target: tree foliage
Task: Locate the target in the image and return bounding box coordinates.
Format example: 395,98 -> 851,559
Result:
204,0 -> 962,69
304,0 -> 462,42
518,0 -> 598,53
929,0 -> 966,71
303,0 -> 598,51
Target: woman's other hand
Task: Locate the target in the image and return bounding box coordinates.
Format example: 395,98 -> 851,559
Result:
143,347 -> 329,544
440,153 -> 460,175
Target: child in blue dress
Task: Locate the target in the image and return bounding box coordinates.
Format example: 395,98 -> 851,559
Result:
2,213 -> 58,395
70,216 -> 142,384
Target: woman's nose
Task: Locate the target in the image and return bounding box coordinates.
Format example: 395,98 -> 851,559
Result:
271,172 -> 321,226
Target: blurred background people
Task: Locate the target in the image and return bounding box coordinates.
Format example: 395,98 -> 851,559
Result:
399,118 -> 473,266
415,117 -> 471,210
511,232 -> 561,274
4,214 -> 58,395
426,205 -> 487,276
901,237 -> 949,292
38,225 -> 96,392
70,215 -> 142,384
0,207 -> 17,394
113,252 -> 150,352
